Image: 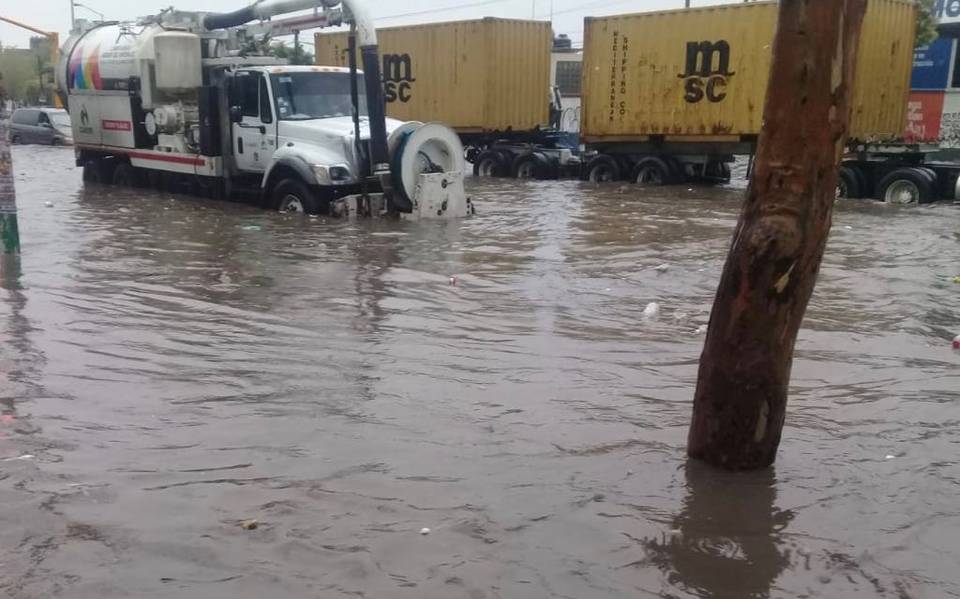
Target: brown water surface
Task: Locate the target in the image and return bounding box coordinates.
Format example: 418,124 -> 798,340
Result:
1,145 -> 959,598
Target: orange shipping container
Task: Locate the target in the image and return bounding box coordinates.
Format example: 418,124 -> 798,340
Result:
315,18 -> 551,133
580,0 -> 916,143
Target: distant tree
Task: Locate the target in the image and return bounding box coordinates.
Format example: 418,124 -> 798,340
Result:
269,41 -> 314,65
915,0 -> 938,47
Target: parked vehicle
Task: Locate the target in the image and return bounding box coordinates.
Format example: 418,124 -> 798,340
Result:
578,0 -> 915,188
9,108 -> 73,145
316,18 -> 582,180
55,0 -> 471,218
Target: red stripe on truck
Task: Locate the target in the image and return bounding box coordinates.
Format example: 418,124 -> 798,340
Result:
127,152 -> 205,166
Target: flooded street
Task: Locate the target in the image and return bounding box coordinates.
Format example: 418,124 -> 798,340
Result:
1,144 -> 959,598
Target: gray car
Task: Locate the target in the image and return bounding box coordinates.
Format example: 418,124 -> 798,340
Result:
9,108 -> 73,146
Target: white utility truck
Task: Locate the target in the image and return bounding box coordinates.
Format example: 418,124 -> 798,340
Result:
55,0 -> 472,218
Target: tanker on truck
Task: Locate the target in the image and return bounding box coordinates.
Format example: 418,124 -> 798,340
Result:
55,0 -> 472,218
578,0 -> 952,203
316,18 -> 581,180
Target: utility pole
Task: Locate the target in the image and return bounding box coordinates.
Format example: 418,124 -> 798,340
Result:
70,0 -> 76,30
687,0 -> 867,470
0,119 -> 20,264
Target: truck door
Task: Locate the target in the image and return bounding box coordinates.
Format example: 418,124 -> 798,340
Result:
231,72 -> 275,173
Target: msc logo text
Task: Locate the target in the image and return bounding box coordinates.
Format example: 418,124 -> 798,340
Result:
678,40 -> 734,104
382,54 -> 415,103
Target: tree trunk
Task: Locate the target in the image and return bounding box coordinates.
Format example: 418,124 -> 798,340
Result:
687,0 -> 867,470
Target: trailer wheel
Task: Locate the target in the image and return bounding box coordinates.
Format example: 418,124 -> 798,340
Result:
473,151 -> 508,177
583,155 -> 621,183
512,152 -> 552,180
837,165 -> 865,199
631,157 -> 676,186
877,168 -> 933,205
82,160 -> 102,184
112,163 -> 137,187
273,178 -> 321,214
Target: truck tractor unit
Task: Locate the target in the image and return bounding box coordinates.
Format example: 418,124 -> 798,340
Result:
55,0 -> 472,219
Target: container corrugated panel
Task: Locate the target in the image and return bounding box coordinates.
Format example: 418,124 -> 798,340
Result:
315,19 -> 551,133
581,0 -> 915,143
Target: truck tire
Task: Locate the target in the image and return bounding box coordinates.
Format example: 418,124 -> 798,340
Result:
512,152 -> 553,180
631,157 -> 676,185
473,150 -> 508,177
82,160 -> 102,184
583,155 -> 621,183
272,178 -> 322,214
877,168 -> 934,205
837,165 -> 865,199
112,163 -> 137,187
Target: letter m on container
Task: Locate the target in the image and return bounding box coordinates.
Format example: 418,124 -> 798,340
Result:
678,40 -> 735,104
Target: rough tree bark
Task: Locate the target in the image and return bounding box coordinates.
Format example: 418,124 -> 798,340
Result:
688,0 -> 867,470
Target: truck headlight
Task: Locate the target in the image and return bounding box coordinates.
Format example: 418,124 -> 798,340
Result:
312,164 -> 352,185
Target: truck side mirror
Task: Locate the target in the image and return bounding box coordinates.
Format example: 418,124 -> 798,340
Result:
229,106 -> 243,123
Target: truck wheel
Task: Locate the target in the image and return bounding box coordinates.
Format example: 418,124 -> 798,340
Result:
82,160 -> 102,184
583,155 -> 621,183
273,178 -> 321,214
703,160 -> 732,183
512,152 -> 552,180
112,163 -> 137,187
473,151 -> 507,177
877,168 -> 933,205
837,165 -> 865,199
631,157 -> 676,186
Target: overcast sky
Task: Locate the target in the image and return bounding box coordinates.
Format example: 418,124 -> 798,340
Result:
1,0 -> 730,49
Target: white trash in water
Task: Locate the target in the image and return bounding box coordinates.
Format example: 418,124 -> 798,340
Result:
643,302 -> 661,319
694,325 -> 708,335
419,527 -> 431,535
885,455 -> 896,460
44,201 -> 53,208
654,263 -> 670,273
448,276 -> 457,286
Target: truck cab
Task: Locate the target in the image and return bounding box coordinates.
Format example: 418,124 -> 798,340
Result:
227,66 -> 404,213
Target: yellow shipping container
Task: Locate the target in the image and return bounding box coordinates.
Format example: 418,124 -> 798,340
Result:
581,0 -> 915,143
315,18 -> 551,133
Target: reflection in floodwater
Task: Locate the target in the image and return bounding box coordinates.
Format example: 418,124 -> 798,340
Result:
0,146 -> 958,598
643,462 -> 792,598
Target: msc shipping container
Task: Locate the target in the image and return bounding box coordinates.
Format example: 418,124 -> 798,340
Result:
316,18 -> 582,180
316,18 -> 551,133
579,0 -> 918,189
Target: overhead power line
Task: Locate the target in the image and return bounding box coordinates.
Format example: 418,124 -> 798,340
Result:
377,0 -> 512,21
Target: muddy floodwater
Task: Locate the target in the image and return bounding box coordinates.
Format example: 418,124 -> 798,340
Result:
1,145 -> 959,598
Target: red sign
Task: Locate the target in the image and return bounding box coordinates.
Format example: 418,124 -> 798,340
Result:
904,91 -> 944,143
102,119 -> 132,132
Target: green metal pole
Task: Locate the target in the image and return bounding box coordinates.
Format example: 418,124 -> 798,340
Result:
0,118 -> 21,256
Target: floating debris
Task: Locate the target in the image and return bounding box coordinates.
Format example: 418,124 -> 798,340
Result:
643,302 -> 660,319
448,276 -> 457,286
654,263 -> 670,273
419,527 -> 431,535
44,201 -> 53,207
240,519 -> 259,530
694,325 -> 708,335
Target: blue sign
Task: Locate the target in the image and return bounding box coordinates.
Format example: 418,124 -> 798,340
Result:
912,37 -> 954,90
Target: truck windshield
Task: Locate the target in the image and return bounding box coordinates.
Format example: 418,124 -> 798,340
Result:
270,72 -> 367,121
